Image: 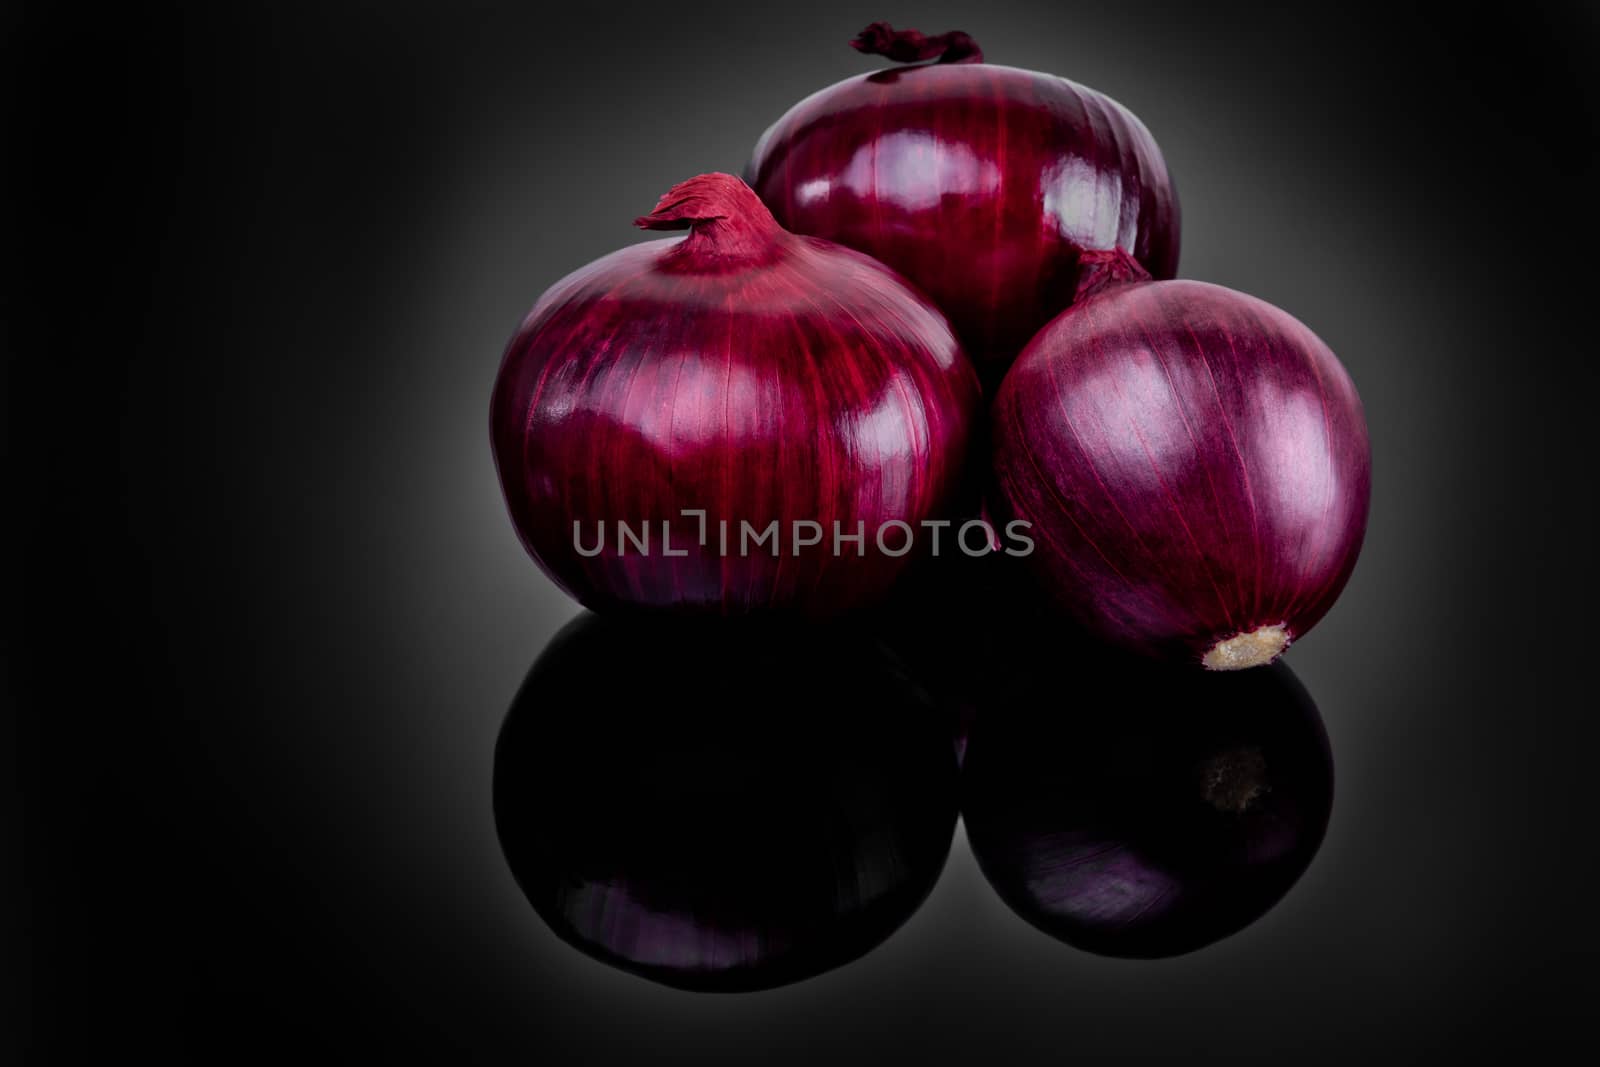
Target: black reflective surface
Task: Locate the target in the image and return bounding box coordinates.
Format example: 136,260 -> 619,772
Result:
498,608 -> 1337,984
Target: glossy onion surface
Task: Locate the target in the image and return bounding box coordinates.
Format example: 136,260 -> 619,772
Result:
963,637 -> 1334,958
490,173 -> 978,617
991,278 -> 1371,669
493,613 -> 960,992
746,23 -> 1180,377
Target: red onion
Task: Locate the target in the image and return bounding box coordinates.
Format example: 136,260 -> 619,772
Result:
494,613 -> 960,991
963,637 -> 1333,958
745,22 -> 1180,378
489,173 -> 978,616
990,253 -> 1371,669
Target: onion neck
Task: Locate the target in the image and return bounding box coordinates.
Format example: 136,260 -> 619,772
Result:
1073,247 -> 1153,303
850,22 -> 983,65
635,173 -> 786,265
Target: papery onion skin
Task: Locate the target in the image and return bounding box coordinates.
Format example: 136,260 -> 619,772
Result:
990,270 -> 1371,668
962,641 -> 1334,959
745,23 -> 1180,378
493,613 -> 960,992
490,173 -> 978,617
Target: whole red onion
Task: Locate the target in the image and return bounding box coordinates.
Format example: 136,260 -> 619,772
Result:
490,173 -> 978,616
745,22 -> 1180,378
990,254 -> 1371,669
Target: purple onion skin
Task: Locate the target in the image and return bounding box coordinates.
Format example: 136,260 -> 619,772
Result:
991,278 -> 1371,669
962,639 -> 1334,959
493,613 -> 960,992
745,24 -> 1179,378
490,174 -> 978,617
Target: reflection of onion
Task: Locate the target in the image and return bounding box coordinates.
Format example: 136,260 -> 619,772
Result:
493,613 -> 960,991
962,637 -> 1334,958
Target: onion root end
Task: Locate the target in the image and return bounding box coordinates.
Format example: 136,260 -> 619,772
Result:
1202,625 -> 1290,671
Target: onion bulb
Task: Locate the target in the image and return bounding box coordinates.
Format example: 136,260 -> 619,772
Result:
489,173 -> 978,617
990,254 -> 1371,669
746,23 -> 1180,378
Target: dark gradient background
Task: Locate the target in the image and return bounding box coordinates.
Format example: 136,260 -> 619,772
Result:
14,0 -> 1598,1061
